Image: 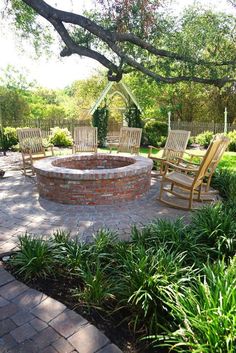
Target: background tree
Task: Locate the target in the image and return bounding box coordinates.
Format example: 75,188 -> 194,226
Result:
4,0 -> 236,86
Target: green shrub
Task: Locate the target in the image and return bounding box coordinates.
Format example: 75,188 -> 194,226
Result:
195,130 -> 214,148
9,234 -> 57,280
227,130 -> 236,151
187,136 -> 195,147
0,127 -> 18,152
153,257 -> 236,353
49,126 -> 73,147
144,120 -> 168,146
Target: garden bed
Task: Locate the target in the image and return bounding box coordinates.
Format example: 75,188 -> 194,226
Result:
2,168 -> 236,353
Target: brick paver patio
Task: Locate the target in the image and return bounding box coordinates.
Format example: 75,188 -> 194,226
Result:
0,152 -> 188,254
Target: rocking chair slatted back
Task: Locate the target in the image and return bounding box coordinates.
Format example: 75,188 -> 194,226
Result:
193,138 -> 221,188
17,128 -> 45,154
73,126 -> 97,153
162,130 -> 191,159
117,127 -> 142,154
17,128 -> 54,175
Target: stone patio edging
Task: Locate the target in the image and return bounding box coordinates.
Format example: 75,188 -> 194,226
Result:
0,262 -> 123,353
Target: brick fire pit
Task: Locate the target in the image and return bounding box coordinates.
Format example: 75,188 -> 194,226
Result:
33,153 -> 153,205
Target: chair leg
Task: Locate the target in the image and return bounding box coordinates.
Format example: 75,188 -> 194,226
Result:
159,178 -> 165,201
197,185 -> 202,202
22,154 -> 26,176
188,189 -> 194,210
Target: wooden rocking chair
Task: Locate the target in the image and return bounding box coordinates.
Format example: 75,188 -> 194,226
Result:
72,126 -> 97,154
176,134 -> 230,194
108,127 -> 142,155
17,128 -> 54,175
148,130 -> 191,175
159,134 -> 229,210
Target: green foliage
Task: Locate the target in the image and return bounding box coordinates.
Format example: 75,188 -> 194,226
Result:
92,105 -> 109,147
49,127 -> 73,147
9,234 -> 57,280
190,204 -> 236,260
144,119 -> 168,146
228,130 -> 236,151
153,257 -> 236,353
0,86 -> 30,127
131,219 -> 211,266
113,244 -> 194,332
195,130 -> 214,148
73,260 -> 115,308
125,103 -> 143,128
3,127 -> 18,147
211,168 -> 236,202
0,127 -> 18,152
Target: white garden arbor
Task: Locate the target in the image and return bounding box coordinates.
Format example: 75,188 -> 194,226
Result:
89,81 -> 142,136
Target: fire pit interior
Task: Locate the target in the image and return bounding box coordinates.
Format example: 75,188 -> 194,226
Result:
34,154 -> 153,205
52,155 -> 134,170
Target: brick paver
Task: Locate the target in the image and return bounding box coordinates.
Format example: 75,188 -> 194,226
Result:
0,280 -> 28,300
10,323 -> 37,343
50,309 -> 88,338
68,324 -> 110,353
52,337 -> 75,353
30,297 -> 66,322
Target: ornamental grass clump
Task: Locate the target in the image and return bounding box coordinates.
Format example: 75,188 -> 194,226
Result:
73,259 -> 115,309
190,204 -> 236,261
211,168 -> 236,202
112,244 -> 195,334
131,219 -> 211,267
152,257 -> 236,353
10,234 -> 58,280
52,230 -> 88,274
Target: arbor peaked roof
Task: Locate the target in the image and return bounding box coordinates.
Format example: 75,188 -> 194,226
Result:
89,81 -> 142,115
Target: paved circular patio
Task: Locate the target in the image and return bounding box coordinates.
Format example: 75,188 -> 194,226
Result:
0,152 -> 201,254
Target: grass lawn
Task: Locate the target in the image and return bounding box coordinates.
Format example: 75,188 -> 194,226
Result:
97,146 -> 236,171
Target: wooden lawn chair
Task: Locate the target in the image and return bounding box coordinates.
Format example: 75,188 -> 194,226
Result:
148,130 -> 191,175
159,135 -> 229,210
72,126 -> 97,154
17,128 -> 54,175
108,127 -> 142,155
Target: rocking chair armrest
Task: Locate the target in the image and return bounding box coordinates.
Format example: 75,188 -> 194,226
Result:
176,157 -> 200,166
148,145 -> 160,158
184,151 -> 204,161
163,161 -> 199,173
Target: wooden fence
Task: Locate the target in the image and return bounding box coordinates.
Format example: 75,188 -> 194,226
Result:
7,119 -> 236,138
171,121 -> 236,136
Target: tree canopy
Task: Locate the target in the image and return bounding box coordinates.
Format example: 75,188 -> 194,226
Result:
3,0 -> 236,86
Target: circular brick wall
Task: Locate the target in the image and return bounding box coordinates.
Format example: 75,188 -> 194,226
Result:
33,154 -> 153,205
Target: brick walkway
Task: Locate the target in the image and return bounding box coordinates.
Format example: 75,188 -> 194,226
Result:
0,263 -> 122,353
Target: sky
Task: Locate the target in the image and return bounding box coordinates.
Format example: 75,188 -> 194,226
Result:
0,0 -> 235,89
